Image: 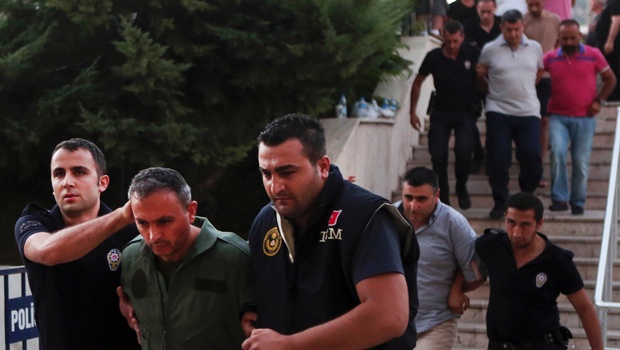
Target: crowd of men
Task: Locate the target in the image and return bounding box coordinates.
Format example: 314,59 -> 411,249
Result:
14,115 -> 605,350
412,0 -> 616,219
11,1 -> 616,349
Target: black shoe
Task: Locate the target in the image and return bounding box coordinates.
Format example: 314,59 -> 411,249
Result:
571,205 -> 584,215
489,205 -> 505,219
456,184 -> 471,210
549,202 -> 569,211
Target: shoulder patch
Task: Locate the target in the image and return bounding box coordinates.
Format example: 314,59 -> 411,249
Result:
18,220 -> 45,234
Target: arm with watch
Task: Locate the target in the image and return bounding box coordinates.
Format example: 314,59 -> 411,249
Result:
588,68 -> 617,116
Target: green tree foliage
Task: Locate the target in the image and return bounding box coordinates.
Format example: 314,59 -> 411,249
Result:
0,0 -> 412,253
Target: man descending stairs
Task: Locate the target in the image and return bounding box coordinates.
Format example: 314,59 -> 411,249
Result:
400,105 -> 620,349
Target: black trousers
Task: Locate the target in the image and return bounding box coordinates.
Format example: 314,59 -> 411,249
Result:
603,47 -> 620,101
428,110 -> 477,203
485,112 -> 542,207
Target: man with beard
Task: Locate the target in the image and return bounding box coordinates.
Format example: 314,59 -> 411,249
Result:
476,192 -> 603,349
543,19 -> 616,214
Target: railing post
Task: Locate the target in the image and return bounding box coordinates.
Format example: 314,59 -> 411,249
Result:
594,107 -> 620,349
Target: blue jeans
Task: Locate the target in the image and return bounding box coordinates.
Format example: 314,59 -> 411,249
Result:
548,115 -> 595,208
486,112 -> 542,207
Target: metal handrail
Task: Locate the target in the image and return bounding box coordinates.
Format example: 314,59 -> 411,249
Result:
595,107 -> 620,349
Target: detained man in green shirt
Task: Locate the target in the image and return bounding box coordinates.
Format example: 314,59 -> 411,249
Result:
119,167 -> 256,350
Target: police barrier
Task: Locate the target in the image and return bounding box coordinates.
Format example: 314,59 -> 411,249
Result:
2,266 -> 38,350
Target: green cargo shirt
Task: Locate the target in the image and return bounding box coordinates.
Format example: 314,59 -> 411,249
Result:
121,217 -> 255,350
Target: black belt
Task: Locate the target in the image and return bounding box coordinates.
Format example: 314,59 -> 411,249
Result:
488,327 -> 571,350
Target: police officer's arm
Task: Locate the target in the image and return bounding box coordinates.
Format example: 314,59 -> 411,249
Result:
605,15 -> 620,54
567,288 -> 604,350
242,272 -> 408,350
23,201 -> 134,266
410,73 -> 428,131
476,63 -> 489,94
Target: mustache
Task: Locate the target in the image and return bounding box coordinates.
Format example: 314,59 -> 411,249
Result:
562,45 -> 579,52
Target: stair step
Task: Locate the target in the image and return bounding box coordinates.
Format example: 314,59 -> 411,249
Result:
420,130 -> 615,149
454,321 -> 620,349
407,157 -> 614,179
411,144 -> 614,163
464,175 -> 611,192
423,208 -> 607,238
443,191 -> 610,210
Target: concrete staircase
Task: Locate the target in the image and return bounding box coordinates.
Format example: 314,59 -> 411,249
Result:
397,106 -> 620,349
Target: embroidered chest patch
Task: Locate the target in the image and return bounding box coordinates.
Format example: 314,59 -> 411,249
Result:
535,272 -> 547,288
263,227 -> 282,257
107,249 -> 122,271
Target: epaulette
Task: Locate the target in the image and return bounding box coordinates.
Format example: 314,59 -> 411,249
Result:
21,203 -> 50,217
484,228 -> 504,235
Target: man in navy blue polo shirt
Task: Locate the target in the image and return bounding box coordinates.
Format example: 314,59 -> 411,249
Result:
410,20 -> 482,210
242,114 -> 419,350
476,192 -> 603,349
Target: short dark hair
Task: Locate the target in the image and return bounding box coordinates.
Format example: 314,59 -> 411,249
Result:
128,167 -> 192,207
444,20 -> 464,35
258,114 -> 326,163
403,166 -> 439,192
506,192 -> 544,221
501,9 -> 523,24
478,0 -> 497,6
560,18 -> 580,29
53,138 -> 106,176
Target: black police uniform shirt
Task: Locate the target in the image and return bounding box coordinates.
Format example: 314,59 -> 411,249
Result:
596,0 -> 620,48
14,202 -> 141,350
418,43 -> 481,113
464,16 -> 502,49
475,229 -> 584,343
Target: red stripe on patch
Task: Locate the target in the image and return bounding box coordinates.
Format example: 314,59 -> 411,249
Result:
328,210 -> 342,226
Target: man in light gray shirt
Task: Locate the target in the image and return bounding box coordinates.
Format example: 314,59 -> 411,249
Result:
395,167 -> 486,350
477,9 -> 544,219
